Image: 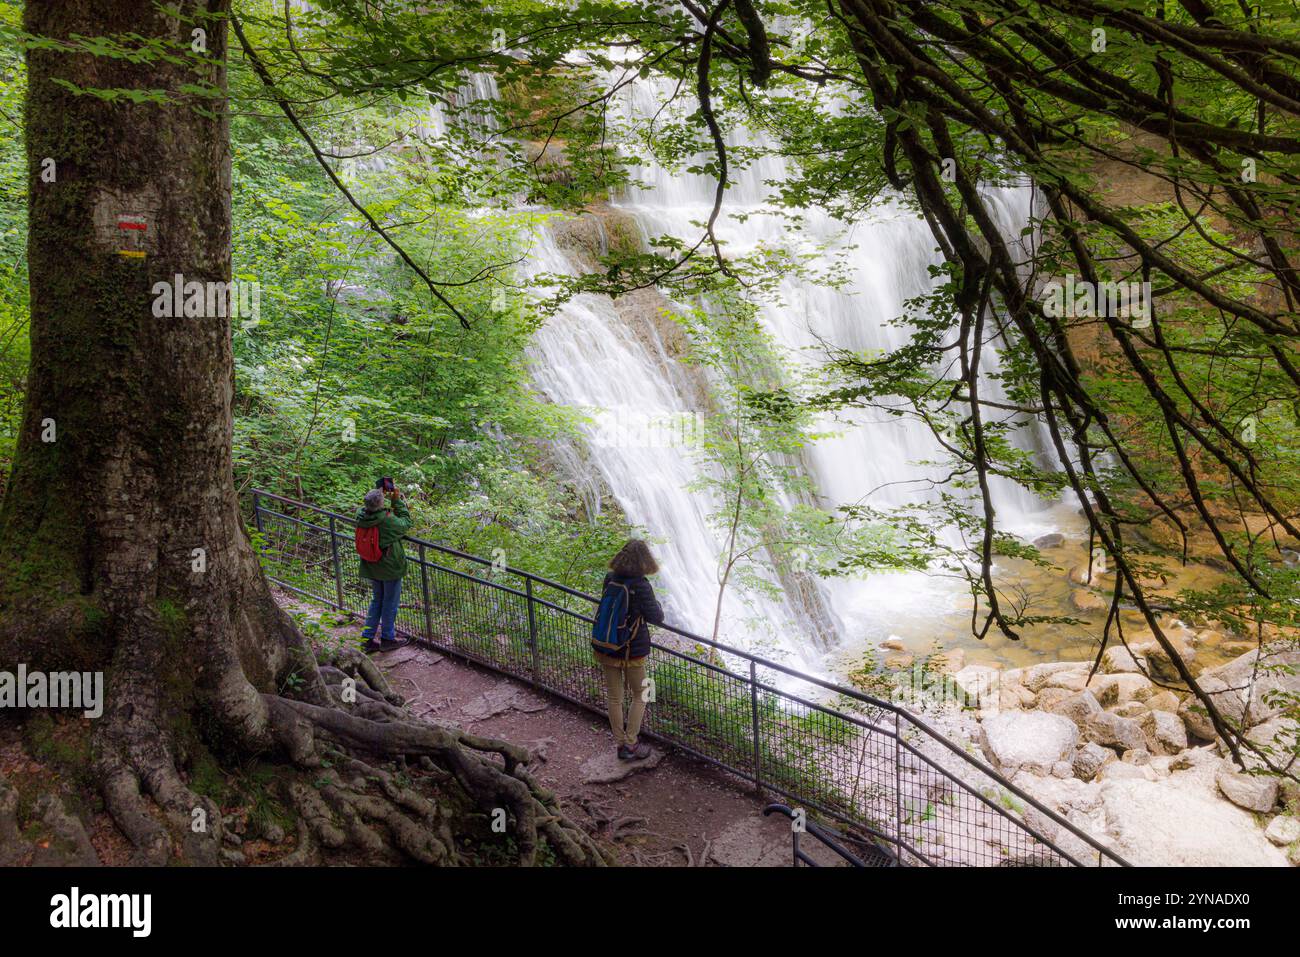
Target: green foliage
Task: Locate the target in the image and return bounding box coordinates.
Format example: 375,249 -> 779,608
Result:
4,0 -> 1298,789
223,5 -> 641,581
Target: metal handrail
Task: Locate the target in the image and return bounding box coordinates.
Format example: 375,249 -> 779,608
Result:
763,803 -> 895,867
248,489 -> 1129,867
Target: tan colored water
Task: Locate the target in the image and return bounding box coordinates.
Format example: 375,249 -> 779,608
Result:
827,526 -> 1242,680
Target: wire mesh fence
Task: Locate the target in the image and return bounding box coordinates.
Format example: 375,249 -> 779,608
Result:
249,489 -> 1127,867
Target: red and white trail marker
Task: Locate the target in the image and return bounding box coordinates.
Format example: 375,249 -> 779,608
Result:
117,215 -> 147,258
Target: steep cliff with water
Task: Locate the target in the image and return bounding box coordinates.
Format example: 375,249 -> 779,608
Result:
516,71 -> 1067,671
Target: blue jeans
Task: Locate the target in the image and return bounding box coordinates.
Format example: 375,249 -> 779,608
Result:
362,578 -> 402,641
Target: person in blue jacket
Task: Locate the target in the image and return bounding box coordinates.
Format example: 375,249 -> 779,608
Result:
594,539 -> 665,760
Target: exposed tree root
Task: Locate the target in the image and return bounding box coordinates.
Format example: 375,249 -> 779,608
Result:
263,684 -> 609,865
84,633 -> 611,867
0,773 -> 27,866
3,569 -> 608,866
0,770 -> 101,867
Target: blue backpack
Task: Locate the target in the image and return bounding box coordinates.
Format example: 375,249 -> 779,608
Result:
591,579 -> 642,657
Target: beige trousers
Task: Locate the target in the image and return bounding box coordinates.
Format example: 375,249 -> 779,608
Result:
600,657 -> 649,747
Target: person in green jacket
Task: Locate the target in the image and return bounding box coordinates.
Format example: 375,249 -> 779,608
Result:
356,484 -> 412,652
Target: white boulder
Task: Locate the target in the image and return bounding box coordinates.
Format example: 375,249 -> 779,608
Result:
1022,662 -> 1089,693
1089,672 -> 1154,707
981,710 -> 1079,773
1048,689 -> 1102,726
1100,645 -> 1145,674
1179,644 -> 1300,739
1084,711 -> 1148,754
951,664 -> 1002,704
1072,742 -> 1112,781
1097,761 -> 1152,782
1141,710 -> 1189,755
1096,776 -> 1289,866
1265,816 -> 1300,847
1215,767 -> 1279,812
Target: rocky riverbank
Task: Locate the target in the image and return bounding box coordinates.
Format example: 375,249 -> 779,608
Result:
940,641 -> 1300,866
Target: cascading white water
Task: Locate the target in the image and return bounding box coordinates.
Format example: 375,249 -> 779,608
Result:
525,229 -> 831,669
524,71 -> 1073,672
367,55 -> 1067,673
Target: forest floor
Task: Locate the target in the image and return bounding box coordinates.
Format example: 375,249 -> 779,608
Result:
278,593 -> 852,867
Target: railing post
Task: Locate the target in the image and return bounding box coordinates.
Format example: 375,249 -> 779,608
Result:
327,516 -> 345,611
418,543 -> 434,645
525,576 -> 540,680
252,491 -> 264,534
894,712 -> 904,864
750,659 -> 762,792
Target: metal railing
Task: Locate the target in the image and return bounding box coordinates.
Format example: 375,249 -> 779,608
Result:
248,489 -> 1128,867
763,803 -> 896,867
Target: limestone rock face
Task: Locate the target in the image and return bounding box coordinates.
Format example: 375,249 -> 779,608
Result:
981,710 -> 1079,773
1014,745 -> 1284,866
967,650 -> 1297,869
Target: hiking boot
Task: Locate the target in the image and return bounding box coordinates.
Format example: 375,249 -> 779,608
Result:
362,637 -> 383,653
624,741 -> 652,761
617,744 -> 634,760
377,636 -> 408,650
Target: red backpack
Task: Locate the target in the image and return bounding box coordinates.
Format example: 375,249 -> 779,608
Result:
355,523 -> 385,562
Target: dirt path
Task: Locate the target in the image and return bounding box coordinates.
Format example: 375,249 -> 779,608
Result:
279,593 -> 850,867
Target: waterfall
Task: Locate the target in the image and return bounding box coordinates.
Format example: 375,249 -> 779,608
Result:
394,62 -> 1066,673
525,228 -> 832,668
524,71 -> 1071,672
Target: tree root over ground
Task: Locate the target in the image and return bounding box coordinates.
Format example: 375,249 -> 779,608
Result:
78,640 -> 612,867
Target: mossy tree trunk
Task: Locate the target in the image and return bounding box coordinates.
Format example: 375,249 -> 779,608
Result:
0,0 -> 606,867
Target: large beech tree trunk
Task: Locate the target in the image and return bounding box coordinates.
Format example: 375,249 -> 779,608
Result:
0,0 -> 305,862
0,0 -> 605,867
